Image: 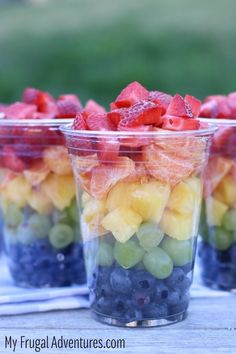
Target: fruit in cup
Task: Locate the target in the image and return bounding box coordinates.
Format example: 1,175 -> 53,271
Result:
67,82 -> 210,323
199,92 -> 236,290
0,87 -> 98,287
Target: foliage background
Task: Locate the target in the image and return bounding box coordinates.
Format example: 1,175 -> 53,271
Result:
0,0 -> 236,108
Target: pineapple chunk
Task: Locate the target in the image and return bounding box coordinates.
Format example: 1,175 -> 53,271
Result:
206,196 -> 228,226
82,198 -> 107,237
41,173 -> 75,210
2,175 -> 32,208
214,175 -> 236,207
168,177 -> 202,214
130,181 -> 170,223
106,182 -> 137,211
101,206 -> 142,243
43,146 -> 72,175
81,192 -> 92,208
23,161 -> 50,186
160,209 -> 195,240
27,189 -> 53,215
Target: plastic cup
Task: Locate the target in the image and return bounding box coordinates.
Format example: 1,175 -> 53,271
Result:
62,123 -> 215,327
0,119 -> 86,287
198,119 -> 236,290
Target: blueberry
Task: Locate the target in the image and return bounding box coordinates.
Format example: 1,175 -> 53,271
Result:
133,291 -> 151,307
144,303 -> 168,318
165,268 -> 185,289
110,268 -> 132,294
156,282 -> 169,303
95,296 -> 113,314
167,290 -> 181,306
216,270 -> 235,290
169,293 -> 189,315
178,276 -> 192,293
181,262 -> 193,274
131,270 -> 156,294
113,295 -> 130,315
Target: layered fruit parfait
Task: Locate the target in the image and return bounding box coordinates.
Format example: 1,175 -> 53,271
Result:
198,93 -> 236,290
62,82 -> 215,326
0,88 -> 104,287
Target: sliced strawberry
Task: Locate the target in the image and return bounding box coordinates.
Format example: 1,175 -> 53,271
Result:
111,81 -> 149,109
87,113 -> 115,131
58,94 -> 82,107
217,99 -> 231,118
200,101 -> 219,118
5,102 -> 37,119
227,92 -> 236,117
107,108 -> 126,126
32,112 -> 55,119
37,92 -> 58,117
84,99 -> 106,114
166,94 -> 193,118
149,91 -> 172,112
162,116 -> 200,131
204,95 -> 226,102
3,146 -> 28,172
56,100 -> 81,118
119,125 -> 153,147
72,112 -> 88,130
22,87 -> 41,105
97,137 -> 120,163
184,95 -> 201,117
118,101 -> 163,129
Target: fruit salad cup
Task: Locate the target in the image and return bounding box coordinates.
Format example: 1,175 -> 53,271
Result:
62,82 -> 216,327
198,93 -> 236,290
0,119 -> 86,287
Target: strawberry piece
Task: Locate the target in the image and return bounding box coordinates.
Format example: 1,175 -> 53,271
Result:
58,94 -> 82,107
22,87 -> 41,105
111,81 -> 149,109
90,156 -> 135,199
118,101 -> 163,129
149,91 -> 172,112
3,146 -> 28,172
213,126 -> 236,155
227,92 -> 236,117
162,116 -> 200,131
217,99 -> 231,118
56,100 -> 81,118
119,125 -> 153,147
72,112 -> 88,130
166,94 -> 193,118
32,112 -> 55,119
200,101 -> 219,118
87,113 -> 115,131
107,108 -> 126,126
97,137 -> 120,163
85,99 -> 106,114
37,92 -> 58,117
184,95 -> 201,117
4,102 -> 37,119
204,95 -> 226,102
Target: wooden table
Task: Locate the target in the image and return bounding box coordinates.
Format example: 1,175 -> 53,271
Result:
0,294 -> 235,354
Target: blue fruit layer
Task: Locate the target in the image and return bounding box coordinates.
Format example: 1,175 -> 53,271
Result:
89,264 -> 192,322
5,238 -> 86,287
198,241 -> 236,290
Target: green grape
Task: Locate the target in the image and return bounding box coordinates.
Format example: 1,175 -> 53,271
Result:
68,198 -> 78,223
53,208 -> 71,225
5,204 -> 23,228
208,227 -> 233,250
161,236 -> 193,266
98,241 -> 114,267
223,210 -> 236,231
49,224 -> 75,249
17,224 -> 35,245
143,247 -> 173,279
28,214 -> 52,239
114,240 -> 145,269
136,222 -> 164,252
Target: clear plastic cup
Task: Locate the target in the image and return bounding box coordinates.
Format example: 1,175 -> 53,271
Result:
62,123 -> 215,327
0,119 -> 86,287
198,119 -> 236,290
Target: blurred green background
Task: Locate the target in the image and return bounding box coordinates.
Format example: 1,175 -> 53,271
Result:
0,0 -> 236,108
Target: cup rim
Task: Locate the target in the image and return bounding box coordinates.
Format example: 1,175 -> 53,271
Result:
198,117 -> 236,127
60,121 -> 218,138
0,118 -> 74,127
